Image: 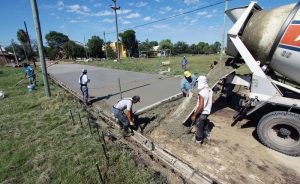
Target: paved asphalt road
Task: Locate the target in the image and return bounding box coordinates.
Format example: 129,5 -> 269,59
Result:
48,64 -> 182,112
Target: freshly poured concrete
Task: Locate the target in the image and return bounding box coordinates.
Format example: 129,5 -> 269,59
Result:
47,64 -> 181,112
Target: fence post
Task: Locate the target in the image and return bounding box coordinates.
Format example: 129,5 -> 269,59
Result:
69,110 -> 75,125
96,163 -> 105,184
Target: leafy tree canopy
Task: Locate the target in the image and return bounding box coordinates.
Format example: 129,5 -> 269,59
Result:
45,31 -> 69,49
87,36 -> 104,58
119,30 -> 138,57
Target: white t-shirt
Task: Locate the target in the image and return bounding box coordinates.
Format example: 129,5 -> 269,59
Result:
78,74 -> 89,85
114,98 -> 132,111
198,87 -> 213,115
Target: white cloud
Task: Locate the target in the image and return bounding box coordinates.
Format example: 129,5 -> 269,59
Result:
122,20 -> 131,25
128,3 -> 134,6
136,2 -> 148,7
117,9 -> 132,14
102,18 -> 114,23
191,19 -> 197,23
67,4 -> 80,12
159,6 -> 172,14
125,13 -> 140,19
57,1 -> 64,10
197,11 -> 208,16
82,6 -> 90,12
143,16 -> 152,21
183,0 -> 199,5
205,14 -> 213,18
67,4 -> 90,15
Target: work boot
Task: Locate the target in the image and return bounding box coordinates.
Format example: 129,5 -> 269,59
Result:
121,129 -> 133,137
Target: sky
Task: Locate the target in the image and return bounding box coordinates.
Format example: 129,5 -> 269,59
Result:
0,0 -> 298,47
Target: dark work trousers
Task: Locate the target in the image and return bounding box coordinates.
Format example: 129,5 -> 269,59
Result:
195,114 -> 209,141
80,86 -> 88,104
112,107 -> 129,132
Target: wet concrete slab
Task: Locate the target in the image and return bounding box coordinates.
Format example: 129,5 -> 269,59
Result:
48,64 -> 181,112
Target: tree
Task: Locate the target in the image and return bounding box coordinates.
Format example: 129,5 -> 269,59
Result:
63,41 -> 76,59
45,31 -> 69,59
189,44 -> 198,54
17,29 -> 30,61
139,39 -> 152,51
119,30 -> 138,57
139,39 -> 159,51
87,36 -> 104,58
210,41 -> 221,54
149,41 -> 158,47
173,41 -> 189,55
45,31 -> 69,49
159,39 -> 173,50
106,43 -> 116,59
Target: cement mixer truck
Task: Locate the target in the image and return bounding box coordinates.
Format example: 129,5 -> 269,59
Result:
208,1 -> 300,156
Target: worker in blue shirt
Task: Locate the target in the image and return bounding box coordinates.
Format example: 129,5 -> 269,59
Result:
180,71 -> 197,97
23,63 -> 36,86
181,56 -> 189,71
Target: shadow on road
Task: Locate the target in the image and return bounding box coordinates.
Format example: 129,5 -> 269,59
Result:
89,83 -> 150,103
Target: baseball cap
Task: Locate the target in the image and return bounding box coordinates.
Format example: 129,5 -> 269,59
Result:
82,69 -> 87,73
184,71 -> 191,78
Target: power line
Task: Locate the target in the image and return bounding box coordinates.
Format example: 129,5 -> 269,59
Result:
105,0 -> 231,35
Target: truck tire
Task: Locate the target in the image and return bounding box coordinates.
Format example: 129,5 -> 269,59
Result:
257,111 -> 300,156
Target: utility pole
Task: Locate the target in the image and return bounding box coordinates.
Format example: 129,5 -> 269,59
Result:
84,36 -> 88,59
24,21 -> 36,67
103,31 -> 108,59
219,0 -> 228,61
11,40 -> 19,65
111,0 -> 121,62
30,0 -> 51,97
0,44 -> 8,64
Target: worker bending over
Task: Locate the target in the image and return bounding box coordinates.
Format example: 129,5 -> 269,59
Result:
23,63 -> 36,86
191,76 -> 213,144
180,71 -> 197,97
112,96 -> 140,137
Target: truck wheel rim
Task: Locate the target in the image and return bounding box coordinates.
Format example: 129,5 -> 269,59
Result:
268,123 -> 299,147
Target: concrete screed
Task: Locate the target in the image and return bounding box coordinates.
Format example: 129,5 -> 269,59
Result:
48,63 -> 300,184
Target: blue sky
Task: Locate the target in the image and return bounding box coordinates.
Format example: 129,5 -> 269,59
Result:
0,0 -> 297,47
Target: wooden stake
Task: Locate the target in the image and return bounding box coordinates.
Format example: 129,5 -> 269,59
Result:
78,112 -> 83,127
69,110 -> 75,125
96,163 -> 105,184
102,144 -> 109,166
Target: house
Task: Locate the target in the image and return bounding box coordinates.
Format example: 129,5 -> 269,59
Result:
110,42 -> 126,58
0,46 -> 15,66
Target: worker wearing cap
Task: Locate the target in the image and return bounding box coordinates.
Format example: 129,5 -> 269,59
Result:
180,71 -> 197,97
78,69 -> 90,105
181,56 -> 189,71
112,96 -> 140,137
191,76 -> 213,144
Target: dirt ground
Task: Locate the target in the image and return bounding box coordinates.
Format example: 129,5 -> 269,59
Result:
135,95 -> 300,184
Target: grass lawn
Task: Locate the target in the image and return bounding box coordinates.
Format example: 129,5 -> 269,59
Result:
0,67 -> 164,183
79,54 -> 250,76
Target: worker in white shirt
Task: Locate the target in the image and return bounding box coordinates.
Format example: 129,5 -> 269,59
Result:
78,69 -> 90,105
191,76 -> 213,144
112,96 -> 140,137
